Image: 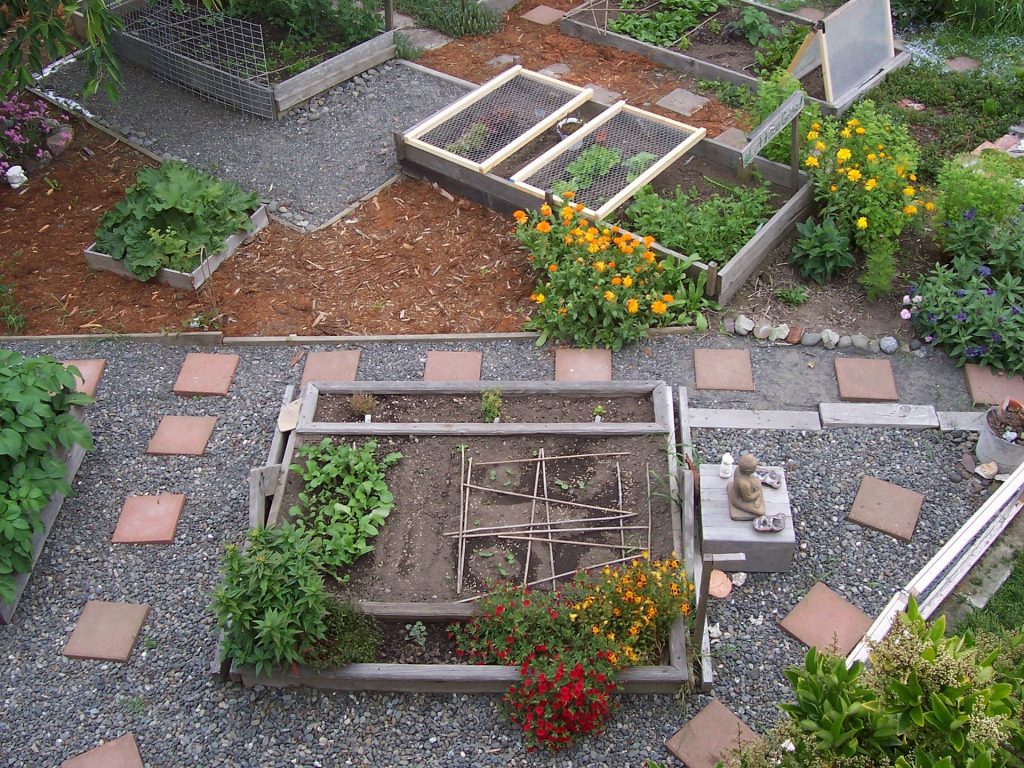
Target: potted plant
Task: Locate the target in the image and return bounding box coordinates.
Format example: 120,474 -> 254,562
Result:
976,398 -> 1024,473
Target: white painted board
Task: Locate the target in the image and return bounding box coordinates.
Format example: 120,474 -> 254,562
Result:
821,0 -> 895,101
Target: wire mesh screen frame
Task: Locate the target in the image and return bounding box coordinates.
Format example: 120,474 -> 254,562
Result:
110,0 -> 275,118
404,66 -> 594,173
510,103 -> 706,220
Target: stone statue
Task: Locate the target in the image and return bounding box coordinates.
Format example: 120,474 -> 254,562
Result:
727,454 -> 765,521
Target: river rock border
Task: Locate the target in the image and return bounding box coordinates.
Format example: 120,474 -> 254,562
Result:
726,314 -> 917,356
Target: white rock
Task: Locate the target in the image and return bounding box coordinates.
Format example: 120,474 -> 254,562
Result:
735,314 -> 755,335
770,323 -> 790,342
730,572 -> 748,587
821,329 -> 840,349
707,622 -> 722,639
975,461 -> 999,480
5,165 -> 27,189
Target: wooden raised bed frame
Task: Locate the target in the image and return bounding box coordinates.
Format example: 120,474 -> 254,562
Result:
229,380 -> 692,693
559,0 -> 911,116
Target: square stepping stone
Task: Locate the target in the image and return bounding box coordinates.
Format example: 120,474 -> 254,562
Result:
995,134 -> 1022,150
423,351 -> 483,381
538,63 -> 571,78
63,601 -> 149,662
834,357 -> 897,402
521,4 -> 564,24
849,476 -> 923,541
964,363 -> 1024,405
146,415 -> 217,456
715,127 -> 748,150
665,700 -> 760,768
62,734 -> 144,768
63,359 -> 106,397
656,88 -> 709,117
112,494 -> 186,544
172,352 -> 240,396
779,582 -> 872,656
947,56 -> 979,72
693,348 -> 754,391
584,83 -> 622,103
301,350 -> 361,386
554,348 -> 611,381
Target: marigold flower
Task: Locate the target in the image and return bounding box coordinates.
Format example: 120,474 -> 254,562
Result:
531,292 -> 545,304
904,204 -> 918,215
540,203 -> 552,216
924,201 -> 935,212
814,141 -> 826,152
643,235 -> 655,247
847,118 -> 860,127
903,186 -> 915,196
864,178 -> 877,191
513,210 -> 528,224
594,261 -> 606,272
839,128 -> 852,139
563,235 -> 573,245
588,243 -> 600,254
611,276 -> 622,286
856,216 -> 868,230
804,155 -> 819,168
575,203 -> 585,212
867,153 -> 877,161
603,290 -> 616,303
830,184 -> 837,192
847,168 -> 862,183
643,251 -> 655,263
811,122 -> 821,131
548,263 -> 558,273
626,298 -> 639,314
607,261 -> 615,269
909,173 -> 917,182
855,126 -> 865,134
622,276 -> 633,288
563,190 -> 575,199
558,306 -> 567,315
536,221 -> 551,234
662,293 -> 674,303
836,148 -> 852,163
560,206 -> 574,218
651,300 -> 667,315
806,130 -> 819,140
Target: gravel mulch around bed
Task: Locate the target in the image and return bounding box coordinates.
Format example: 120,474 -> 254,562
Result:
38,60 -> 467,228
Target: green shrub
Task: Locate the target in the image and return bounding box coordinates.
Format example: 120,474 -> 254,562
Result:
790,216 -> 855,284
395,0 -> 500,37
94,161 -> 260,281
227,0 -> 381,44
935,153 -> 1024,227
774,285 -> 809,305
307,598 -> 382,667
212,524 -> 328,675
753,25 -> 807,78
288,438 -> 401,571
751,69 -> 823,165
0,351 -> 92,604
608,0 -> 728,48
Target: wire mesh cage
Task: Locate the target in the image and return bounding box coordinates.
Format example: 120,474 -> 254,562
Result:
512,104 -> 705,218
407,67 -> 592,171
110,0 -> 275,118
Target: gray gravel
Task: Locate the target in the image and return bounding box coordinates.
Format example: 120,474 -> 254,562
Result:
38,60 -> 467,228
0,336 -> 986,766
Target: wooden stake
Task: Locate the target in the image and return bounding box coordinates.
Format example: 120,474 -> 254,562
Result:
523,553 -> 644,589
456,457 -> 473,594
473,451 -> 630,467
616,462 -> 627,558
461,483 -> 632,515
539,448 -> 557,589
523,455 -> 542,587
441,512 -> 637,537
499,534 -> 644,550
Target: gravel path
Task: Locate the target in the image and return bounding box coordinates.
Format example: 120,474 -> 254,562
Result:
38,60 -> 468,228
0,336 -> 985,766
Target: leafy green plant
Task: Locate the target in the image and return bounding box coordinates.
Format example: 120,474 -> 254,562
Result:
754,23 -> 807,77
774,285 -> 809,305
624,152 -> 657,182
481,389 -> 502,423
735,7 -> 777,47
609,0 -> 727,48
0,352 -> 93,604
308,597 -> 381,666
698,78 -> 750,109
227,0 -> 381,44
552,145 -> 623,198
288,438 -> 401,571
751,69 -> 822,165
623,181 -> 774,265
393,31 -> 424,60
790,216 -> 855,284
405,620 -> 427,647
94,161 -> 260,281
445,122 -> 489,157
0,274 -> 25,333
395,0 -> 500,37
211,524 -> 328,676
935,153 -> 1024,227
592,404 -> 608,418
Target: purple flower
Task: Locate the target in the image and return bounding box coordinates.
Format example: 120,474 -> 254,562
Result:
1012,306 -> 1022,316
991,332 -> 1002,343
964,208 -> 977,221
955,289 -> 967,297
978,265 -> 992,277
955,312 -> 967,322
984,287 -> 995,296
924,335 -> 934,343
927,312 -> 937,322
965,345 -> 987,358
900,308 -> 912,320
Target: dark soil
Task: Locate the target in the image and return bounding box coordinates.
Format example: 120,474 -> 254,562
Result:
372,619 -> 464,664
645,151 -> 786,206
283,434 -> 677,602
988,404 -> 1024,441
313,393 -> 655,423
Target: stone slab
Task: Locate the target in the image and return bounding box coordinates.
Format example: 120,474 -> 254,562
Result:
688,408 -> 821,431
693,349 -> 755,391
964,363 -> 1024,406
834,357 -> 898,402
146,415 -> 217,456
173,352 -> 240,396
947,56 -> 979,72
938,411 -> 987,432
779,582 -> 872,656
584,83 -> 622,103
819,403 -> 939,429
521,4 -> 564,24
63,601 -> 149,662
301,350 -> 361,386
554,348 -> 612,381
714,127 -> 748,150
656,87 -> 709,117
63,359 -> 106,398
423,351 -> 483,381
538,63 -> 570,78
665,699 -> 760,768
848,476 -> 924,541
62,734 -> 144,768
112,494 -> 186,544
794,6 -> 826,20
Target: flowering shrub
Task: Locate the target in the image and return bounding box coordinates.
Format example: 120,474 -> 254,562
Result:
935,152 -> 1024,227
0,94 -> 68,177
801,100 -> 924,299
514,199 -> 713,351
449,554 -> 692,750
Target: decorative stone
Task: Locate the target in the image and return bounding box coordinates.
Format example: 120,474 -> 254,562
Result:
785,325 -> 803,345
909,338 -> 922,350
868,340 -> 881,353
487,54 -> 516,67
851,334 -> 870,350
146,415 -> 217,456
173,352 -> 240,396
714,127 -> 748,150
46,126 -> 74,157
964,364 -> 1024,405
723,316 -> 736,334
753,322 -> 772,340
837,335 -> 853,348
112,494 -> 186,544
734,314 -> 755,335
770,323 -> 789,342
879,336 -> 898,354
63,601 -> 149,662
538,63 -> 571,78
730,571 -> 748,587
656,88 -> 710,117
521,4 -> 565,24
800,332 -> 821,346
975,461 -> 999,480
709,569 -> 732,598
821,329 -> 840,349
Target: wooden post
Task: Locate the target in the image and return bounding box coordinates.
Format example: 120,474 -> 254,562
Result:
790,114 -> 800,191
384,0 -> 394,31
692,552 -> 745,652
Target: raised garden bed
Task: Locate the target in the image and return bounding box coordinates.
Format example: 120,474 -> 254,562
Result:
560,0 -> 910,115
84,205 -> 269,291
227,380 -> 691,693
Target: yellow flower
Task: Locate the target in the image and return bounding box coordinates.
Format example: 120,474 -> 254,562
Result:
627,298 -> 639,314
651,300 -> 667,315
591,625 -> 600,635
531,292 -> 545,304
903,186 -> 915,196
815,141 -> 826,152
540,203 -> 552,217
536,221 -> 551,234
839,128 -> 852,139
856,216 -> 868,230
847,168 -> 862,182
836,148 -> 852,163
847,118 -> 860,127
587,243 -> 600,254
924,201 -> 935,212
864,178 -> 877,191
513,210 -> 528,224
560,206 -> 574,218
855,126 -> 865,135
604,290 -> 616,303
563,235 -> 573,245
662,293 -> 674,303
867,153 -> 877,161
804,155 -> 820,168
904,204 -> 918,215
622,276 -> 633,288
594,261 -> 606,272
909,173 -> 917,182
569,612 -> 577,621
830,184 -> 837,192
877,144 -> 884,150
806,130 -> 820,140
811,122 -> 821,131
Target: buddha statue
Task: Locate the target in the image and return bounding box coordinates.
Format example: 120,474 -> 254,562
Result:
727,454 -> 765,521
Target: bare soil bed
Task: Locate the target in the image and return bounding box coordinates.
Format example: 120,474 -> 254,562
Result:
283,434 -> 676,602
313,393 -> 655,423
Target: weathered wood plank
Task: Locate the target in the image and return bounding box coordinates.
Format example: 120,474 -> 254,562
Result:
937,411 -> 986,432
688,408 -> 821,431
359,602 -> 477,620
248,465 -> 281,530
267,385 -> 296,467
819,403 -> 939,429
296,422 -> 669,436
310,380 -> 663,395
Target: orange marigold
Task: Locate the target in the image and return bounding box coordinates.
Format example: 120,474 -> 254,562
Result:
662,293 -> 674,303
548,263 -> 558,273
651,300 -> 667,315
603,290 -> 616,303
626,298 -> 639,314
611,276 -> 622,286
536,221 -> 551,234
540,203 -> 552,216
513,210 -> 528,224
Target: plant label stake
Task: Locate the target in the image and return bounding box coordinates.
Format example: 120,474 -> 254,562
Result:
738,89 -> 804,190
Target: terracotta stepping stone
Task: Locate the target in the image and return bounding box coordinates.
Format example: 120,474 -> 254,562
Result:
947,56 -> 979,72
554,348 -> 611,381
794,6 -> 826,20
995,134 -> 1021,150
665,699 -> 760,768
112,494 -> 186,544
172,352 -> 239,396
834,357 -> 897,402
709,569 -> 732,598
63,601 -> 149,662
146,415 -> 217,456
63,359 -> 106,397
62,734 -> 144,768
972,141 -> 1001,156
301,350 -> 361,386
848,476 -> 923,541
521,4 -> 564,24
964,363 -> 1024,406
779,582 -> 872,656
693,348 -> 754,391
423,351 -> 483,381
